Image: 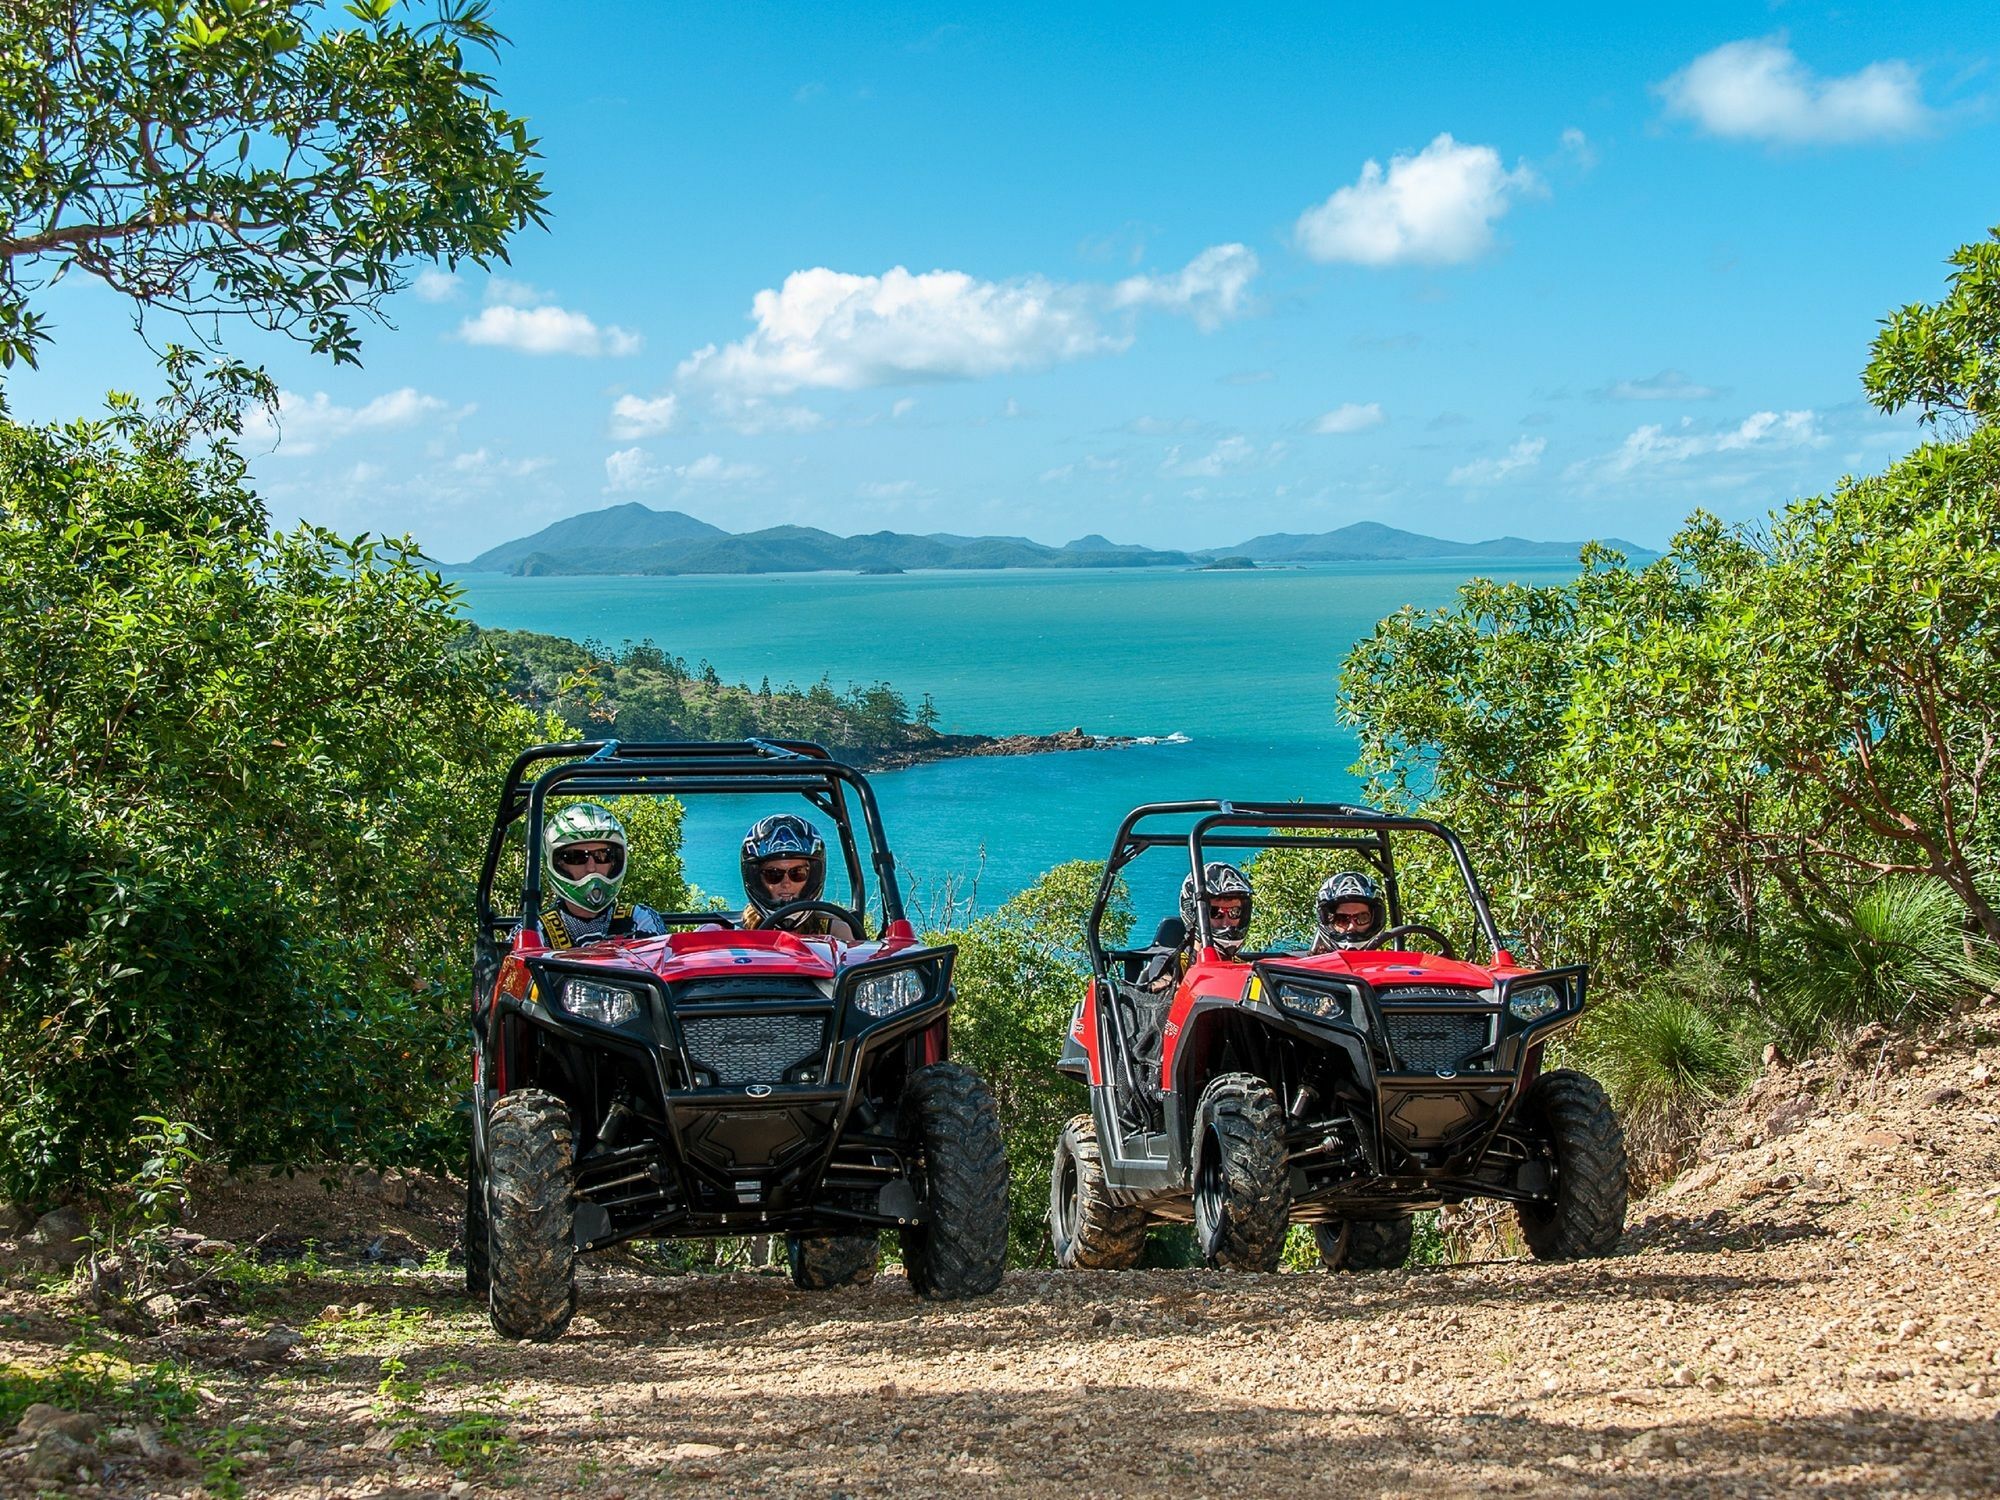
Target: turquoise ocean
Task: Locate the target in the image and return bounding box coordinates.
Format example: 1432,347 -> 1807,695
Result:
453,563 -> 1576,918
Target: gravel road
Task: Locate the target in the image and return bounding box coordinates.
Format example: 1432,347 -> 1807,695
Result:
4,1033 -> 1996,1497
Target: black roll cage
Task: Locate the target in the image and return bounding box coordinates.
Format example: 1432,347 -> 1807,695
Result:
1085,800 -> 1508,972
476,739 -> 909,943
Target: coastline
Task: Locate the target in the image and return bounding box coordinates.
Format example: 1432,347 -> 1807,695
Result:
845,726 -> 1172,772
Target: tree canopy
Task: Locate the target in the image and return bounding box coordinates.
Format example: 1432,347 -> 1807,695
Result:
0,0 -> 547,369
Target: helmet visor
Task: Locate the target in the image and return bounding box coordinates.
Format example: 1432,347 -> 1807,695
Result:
553,843 -> 626,880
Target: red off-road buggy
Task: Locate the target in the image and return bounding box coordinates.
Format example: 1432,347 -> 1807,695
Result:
467,740 -> 1008,1340
1050,802 -> 1626,1272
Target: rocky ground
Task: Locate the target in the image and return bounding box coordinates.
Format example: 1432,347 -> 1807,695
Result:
3,1022 -> 1997,1498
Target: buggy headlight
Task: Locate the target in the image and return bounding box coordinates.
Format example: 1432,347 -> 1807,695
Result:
561,978 -> 645,1026
1276,983 -> 1348,1023
1507,984 -> 1563,1023
851,967 -> 930,1019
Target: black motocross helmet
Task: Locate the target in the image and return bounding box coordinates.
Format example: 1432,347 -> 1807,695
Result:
1316,870 -> 1386,950
1180,862 -> 1253,957
740,813 -> 828,916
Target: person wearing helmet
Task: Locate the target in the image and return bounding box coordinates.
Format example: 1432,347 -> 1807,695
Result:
739,814 -> 856,940
1310,870 -> 1386,953
537,802 -> 667,949
1143,862 -> 1254,990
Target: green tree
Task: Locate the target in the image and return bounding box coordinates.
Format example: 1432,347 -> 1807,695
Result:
0,372 -> 563,1197
1865,224 -> 2000,429
942,861 -> 1128,1263
0,0 -> 548,369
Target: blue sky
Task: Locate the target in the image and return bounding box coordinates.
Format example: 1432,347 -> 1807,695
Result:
13,3 -> 1999,559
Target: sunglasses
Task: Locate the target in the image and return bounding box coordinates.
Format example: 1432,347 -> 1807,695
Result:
1323,907 -> 1375,929
1207,900 -> 1249,925
760,863 -> 814,886
555,845 -> 624,873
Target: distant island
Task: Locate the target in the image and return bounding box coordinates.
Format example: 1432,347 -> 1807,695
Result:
452,502 -> 1651,576
465,627 -> 1168,772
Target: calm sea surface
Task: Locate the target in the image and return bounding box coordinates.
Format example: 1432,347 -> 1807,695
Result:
452,563 -> 1576,915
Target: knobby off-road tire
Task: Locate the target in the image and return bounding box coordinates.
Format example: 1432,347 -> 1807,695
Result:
1049,1114 -> 1147,1270
1515,1069 -> 1628,1260
484,1089 -> 578,1341
899,1063 -> 1009,1299
1313,1214 -> 1413,1272
463,1144 -> 491,1297
786,1233 -> 882,1290
1191,1073 -> 1289,1271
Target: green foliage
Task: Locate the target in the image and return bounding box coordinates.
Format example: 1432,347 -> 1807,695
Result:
466,626 -> 941,756
1569,955 -> 1752,1159
0,379 -> 562,1199
1865,224 -> 2000,429
942,861 -> 1127,1264
374,1355 -> 517,1475
1339,228 -> 2000,1058
0,1341 -> 200,1433
1755,878 -> 2000,1050
0,0 -> 547,369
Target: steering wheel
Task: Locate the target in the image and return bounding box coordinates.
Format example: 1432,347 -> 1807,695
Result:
758,898 -> 867,941
1359,922 -> 1457,960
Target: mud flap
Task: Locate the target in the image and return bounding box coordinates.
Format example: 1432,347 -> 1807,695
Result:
572,1200 -> 612,1249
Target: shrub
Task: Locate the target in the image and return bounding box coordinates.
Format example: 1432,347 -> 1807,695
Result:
1755,877 -> 2000,1050
1570,953 -> 1752,1180
943,861 -> 1127,1265
0,381 -> 593,1200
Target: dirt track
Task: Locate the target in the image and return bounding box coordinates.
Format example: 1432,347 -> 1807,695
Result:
4,1034 -> 1998,1497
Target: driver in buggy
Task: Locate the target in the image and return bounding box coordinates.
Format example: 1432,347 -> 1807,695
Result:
738,814 -> 858,940
1309,870 -> 1386,953
537,802 -> 668,949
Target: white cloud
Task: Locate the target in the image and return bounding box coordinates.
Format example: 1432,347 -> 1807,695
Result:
858,480 -> 923,499
483,276 -> 556,307
678,265 -> 1116,394
710,395 -> 828,435
1112,243 -> 1259,329
1602,370 -> 1720,402
1576,410 -> 1822,481
1039,454 -> 1124,483
610,393 -> 679,438
1294,133 -> 1541,266
604,448 -> 763,493
1311,402 -> 1385,435
1448,435 -> 1546,486
678,245 -> 1253,396
1161,435 -> 1282,478
891,397 -> 918,419
244,387 -> 468,456
448,448 -> 553,481
457,304 -> 643,357
1559,126 -> 1598,170
1659,38 -> 1930,144
411,268 -> 461,302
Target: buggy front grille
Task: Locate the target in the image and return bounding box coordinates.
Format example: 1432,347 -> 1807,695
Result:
680,1012 -> 828,1086
1379,1007 -> 1493,1073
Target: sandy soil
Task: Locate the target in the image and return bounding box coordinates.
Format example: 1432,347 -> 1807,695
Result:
3,1025 -> 1997,1498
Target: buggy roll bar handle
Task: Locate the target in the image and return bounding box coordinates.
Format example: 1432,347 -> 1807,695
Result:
1083,799 -> 1512,967
1186,808 -> 1507,963
502,746 -> 910,933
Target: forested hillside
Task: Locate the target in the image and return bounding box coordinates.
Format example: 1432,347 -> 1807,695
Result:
463,626 -> 947,761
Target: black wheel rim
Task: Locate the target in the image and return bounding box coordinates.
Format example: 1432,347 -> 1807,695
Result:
1054,1148 -> 1080,1245
1192,1125 -> 1225,1256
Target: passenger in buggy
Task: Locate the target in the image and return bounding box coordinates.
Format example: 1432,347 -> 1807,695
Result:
536,801 -> 666,949
1140,861 -> 1253,991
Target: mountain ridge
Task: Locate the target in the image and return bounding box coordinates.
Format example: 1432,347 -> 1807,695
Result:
455,502 -> 1651,575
